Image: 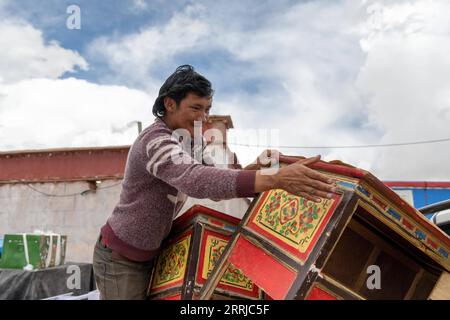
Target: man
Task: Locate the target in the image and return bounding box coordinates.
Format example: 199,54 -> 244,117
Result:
93,65 -> 338,299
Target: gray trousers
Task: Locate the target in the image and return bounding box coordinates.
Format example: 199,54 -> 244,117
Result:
92,236 -> 154,300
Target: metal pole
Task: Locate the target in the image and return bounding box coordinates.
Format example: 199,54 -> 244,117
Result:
136,121 -> 142,134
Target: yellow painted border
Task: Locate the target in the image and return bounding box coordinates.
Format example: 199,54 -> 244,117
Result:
151,235 -> 192,290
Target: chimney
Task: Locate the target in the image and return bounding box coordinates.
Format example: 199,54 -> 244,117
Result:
203,115 -> 238,169
203,115 -> 234,147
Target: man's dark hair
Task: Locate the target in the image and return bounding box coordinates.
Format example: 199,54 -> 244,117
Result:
152,65 -> 214,118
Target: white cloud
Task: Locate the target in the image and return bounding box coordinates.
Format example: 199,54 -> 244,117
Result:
132,0 -> 148,11
213,0 -> 450,182
0,20 -> 88,84
87,4 -> 209,88
195,0 -> 450,181
0,78 -> 154,150
355,0 -> 450,180
207,1 -> 380,171
0,18 -> 153,151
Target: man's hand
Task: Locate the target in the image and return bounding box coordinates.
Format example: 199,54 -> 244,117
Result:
244,149 -> 281,171
255,155 -> 339,202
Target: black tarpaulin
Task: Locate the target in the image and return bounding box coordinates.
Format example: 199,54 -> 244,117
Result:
0,262 -> 96,300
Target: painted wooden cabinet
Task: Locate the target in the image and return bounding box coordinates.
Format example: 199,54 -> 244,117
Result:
199,156 -> 450,300
147,205 -> 263,300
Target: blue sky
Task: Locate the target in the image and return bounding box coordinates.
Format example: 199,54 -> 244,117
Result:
1,0 -> 450,180
1,0 -> 301,87
1,0 -> 204,82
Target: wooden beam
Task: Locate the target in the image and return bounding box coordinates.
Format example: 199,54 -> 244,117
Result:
404,269 -> 424,300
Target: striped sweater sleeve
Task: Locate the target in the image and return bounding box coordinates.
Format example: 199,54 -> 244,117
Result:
144,125 -> 255,199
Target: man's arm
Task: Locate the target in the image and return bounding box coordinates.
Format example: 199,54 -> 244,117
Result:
145,127 -> 337,202
145,128 -> 256,200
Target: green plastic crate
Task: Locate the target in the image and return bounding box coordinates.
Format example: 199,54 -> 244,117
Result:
0,234 -> 67,270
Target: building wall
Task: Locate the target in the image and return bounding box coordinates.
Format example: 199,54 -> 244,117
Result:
411,188 -> 450,208
0,178 -> 251,263
0,180 -> 122,263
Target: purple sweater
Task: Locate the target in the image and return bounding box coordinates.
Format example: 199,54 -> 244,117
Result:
101,118 -> 256,261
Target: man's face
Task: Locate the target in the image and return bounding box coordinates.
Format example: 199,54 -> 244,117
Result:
164,92 -> 212,138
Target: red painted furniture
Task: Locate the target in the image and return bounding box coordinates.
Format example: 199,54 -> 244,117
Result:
147,205 -> 263,300
200,156 -> 450,300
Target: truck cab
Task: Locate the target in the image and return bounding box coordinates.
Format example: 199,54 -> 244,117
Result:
419,199 -> 450,236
